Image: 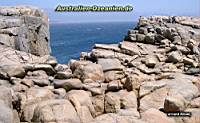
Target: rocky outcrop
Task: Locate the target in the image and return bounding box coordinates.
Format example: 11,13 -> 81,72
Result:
0,6 -> 200,123
0,6 -> 51,56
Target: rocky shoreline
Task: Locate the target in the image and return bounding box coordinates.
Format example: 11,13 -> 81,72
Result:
0,6 -> 200,123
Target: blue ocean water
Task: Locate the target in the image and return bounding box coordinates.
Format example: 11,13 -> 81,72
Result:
50,22 -> 137,64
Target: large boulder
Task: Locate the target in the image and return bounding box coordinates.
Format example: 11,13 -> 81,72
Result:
67,90 -> 95,123
32,99 -> 81,123
105,92 -> 121,113
74,62 -> 104,82
164,94 -> 187,112
20,87 -> 55,122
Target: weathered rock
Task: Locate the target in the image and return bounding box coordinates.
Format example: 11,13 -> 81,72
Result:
137,64 -> 160,74
0,86 -> 13,108
90,48 -> 133,61
32,99 -> 81,123
74,62 -> 104,82
117,108 -> 140,118
186,68 -> 200,75
119,90 -> 138,109
54,79 -> 83,91
124,75 -> 141,92
55,71 -> 73,79
25,70 -> 50,86
97,58 -> 124,72
166,51 -> 182,63
141,108 -> 175,123
55,64 -> 69,72
190,97 -> 200,108
105,92 -> 121,113
139,27 -> 148,35
145,33 -> 155,44
160,39 -> 171,47
94,44 -> 120,52
83,82 -> 105,95
107,80 -> 123,92
183,57 -> 198,67
67,90 -> 95,123
21,79 -> 34,88
160,63 -> 179,73
104,70 -> 125,82
0,6 -> 51,56
164,94 -> 187,112
0,64 -> 26,78
128,34 -> 137,41
0,69 -> 9,79
120,41 -> 141,55
0,101 -> 14,123
20,87 -> 55,122
52,88 -> 66,99
182,108 -> 200,123
136,34 -> 146,42
33,64 -> 55,75
140,80 -> 167,97
140,73 -> 199,112
92,95 -> 105,116
176,45 -> 191,54
0,79 -> 10,86
144,55 -> 158,68
140,86 -> 169,112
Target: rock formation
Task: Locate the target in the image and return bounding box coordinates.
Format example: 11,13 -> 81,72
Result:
0,6 -> 200,123
0,6 -> 51,56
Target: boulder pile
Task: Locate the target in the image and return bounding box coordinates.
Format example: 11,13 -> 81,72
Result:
0,6 -> 200,123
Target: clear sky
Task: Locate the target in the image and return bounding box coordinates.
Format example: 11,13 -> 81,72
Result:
0,0 -> 199,23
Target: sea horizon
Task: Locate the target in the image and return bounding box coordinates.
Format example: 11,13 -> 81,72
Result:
50,21 -> 137,63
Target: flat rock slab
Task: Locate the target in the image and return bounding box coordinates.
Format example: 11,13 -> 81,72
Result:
97,58 -> 124,72
94,44 -> 121,52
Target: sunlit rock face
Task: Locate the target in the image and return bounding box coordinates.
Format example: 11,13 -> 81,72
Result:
0,6 -> 51,56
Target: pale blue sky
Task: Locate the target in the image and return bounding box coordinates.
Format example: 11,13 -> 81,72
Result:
0,0 -> 199,23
